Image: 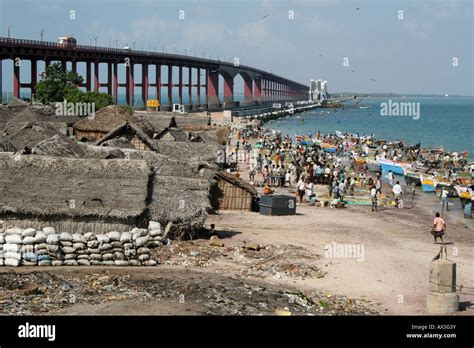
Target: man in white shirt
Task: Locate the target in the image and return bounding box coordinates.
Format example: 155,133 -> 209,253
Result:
371,186 -> 378,212
387,170 -> 394,186
441,188 -> 449,212
392,181 -> 403,208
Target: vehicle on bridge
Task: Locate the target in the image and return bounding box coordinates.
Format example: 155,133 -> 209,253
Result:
57,36 -> 77,48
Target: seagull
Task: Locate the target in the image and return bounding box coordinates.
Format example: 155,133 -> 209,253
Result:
356,7 -> 360,10
370,78 -> 376,82
261,14 -> 268,19
351,70 -> 356,72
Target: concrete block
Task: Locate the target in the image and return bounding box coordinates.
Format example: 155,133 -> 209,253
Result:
428,259 -> 456,293
426,291 -> 459,314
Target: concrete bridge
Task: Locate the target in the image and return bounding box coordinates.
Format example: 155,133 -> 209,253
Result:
0,37 -> 308,110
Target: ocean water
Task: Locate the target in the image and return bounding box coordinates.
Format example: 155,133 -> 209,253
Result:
266,97 -> 474,160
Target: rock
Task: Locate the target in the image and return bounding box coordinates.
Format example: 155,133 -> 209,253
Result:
243,243 -> 261,251
209,235 -> 224,247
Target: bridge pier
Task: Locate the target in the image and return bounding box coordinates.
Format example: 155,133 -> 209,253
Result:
155,64 -> 161,104
126,63 -> 134,106
13,61 -> 20,98
223,74 -> 234,108
142,63 -> 149,106
178,66 -> 183,105
86,62 -> 91,91
113,63 -> 118,103
0,59 -> 2,103
196,67 -> 201,108
167,65 -> 173,108
31,59 -> 37,97
206,70 -> 220,109
242,75 -> 253,105
188,67 -> 192,107
94,61 -> 99,92
253,78 -> 262,104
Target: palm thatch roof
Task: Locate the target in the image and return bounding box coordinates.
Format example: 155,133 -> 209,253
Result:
151,141 -> 220,163
9,107 -> 39,123
7,97 -> 29,108
133,112 -> 177,133
173,115 -> 211,129
215,171 -> 258,195
95,122 -> 159,151
155,128 -> 188,142
0,122 -> 61,153
0,153 -> 150,220
32,134 -> 86,158
73,105 -> 148,134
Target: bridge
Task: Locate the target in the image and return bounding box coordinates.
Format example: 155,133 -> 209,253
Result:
0,37 -> 309,110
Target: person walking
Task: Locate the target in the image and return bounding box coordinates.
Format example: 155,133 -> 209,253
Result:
392,181 -> 403,208
375,175 -> 382,195
388,170 -> 394,187
370,185 -> 378,212
440,187 -> 449,212
297,178 -> 306,203
431,212 -> 446,245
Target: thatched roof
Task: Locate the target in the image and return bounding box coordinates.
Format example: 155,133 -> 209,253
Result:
133,113 -> 177,133
156,128 -> 188,142
215,171 -> 257,195
151,141 -> 220,163
32,134 -> 86,158
9,107 -> 39,123
7,97 -> 29,108
0,122 -> 61,152
174,115 -> 211,128
95,122 -> 159,151
73,105 -> 145,134
0,153 -> 150,219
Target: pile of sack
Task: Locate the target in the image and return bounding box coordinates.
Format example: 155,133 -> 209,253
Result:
0,221 -> 165,267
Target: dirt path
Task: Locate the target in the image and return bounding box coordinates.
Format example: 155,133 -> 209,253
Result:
206,204 -> 474,315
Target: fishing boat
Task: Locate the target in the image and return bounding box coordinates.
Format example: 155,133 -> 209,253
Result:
404,171 -> 421,186
359,106 -> 371,109
378,159 -> 406,175
366,157 -> 381,172
420,174 -> 437,192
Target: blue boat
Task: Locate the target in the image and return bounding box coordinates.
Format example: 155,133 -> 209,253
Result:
378,159 -> 405,175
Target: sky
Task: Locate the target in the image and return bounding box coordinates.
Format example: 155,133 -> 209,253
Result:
0,0 -> 473,96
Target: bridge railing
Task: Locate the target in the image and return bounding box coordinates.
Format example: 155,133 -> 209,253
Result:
0,37 -> 308,90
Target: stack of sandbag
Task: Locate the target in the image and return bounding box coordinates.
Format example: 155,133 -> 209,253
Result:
4,228 -> 23,267
35,229 -> 51,266
21,228 -> 37,266
132,227 -> 157,266
105,231 -> 127,266
120,231 -> 138,266
85,233 -> 101,266
0,231 -> 5,266
147,221 -> 163,248
60,232 -> 77,266
44,227 -> 63,266
73,233 -> 89,266
96,234 -> 114,266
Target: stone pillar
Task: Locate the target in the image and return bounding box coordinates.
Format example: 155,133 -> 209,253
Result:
196,67 -> 201,106
206,70 -> 220,108
178,65 -> 183,105
188,67 -> 192,106
13,61 -> 20,98
94,61 -> 99,92
156,64 -> 161,102
107,63 -> 112,96
113,63 -> 118,103
86,61 -> 92,91
142,63 -> 148,106
426,257 -> 459,314
31,59 -> 37,96
167,65 -> 173,106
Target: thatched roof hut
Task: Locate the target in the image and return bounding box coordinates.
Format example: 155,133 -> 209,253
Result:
155,128 -> 188,142
173,115 -> 211,129
133,112 -> 177,134
211,172 -> 257,211
0,122 -> 61,153
95,122 -> 159,151
0,153 -> 151,233
73,105 -> 148,141
7,97 -> 29,108
32,134 -> 86,158
151,141 -> 221,163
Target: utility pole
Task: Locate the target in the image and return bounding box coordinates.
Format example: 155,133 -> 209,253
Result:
133,41 -> 136,50
116,40 -> 118,49
40,29 -> 44,41
7,25 -> 11,38
94,36 -> 98,47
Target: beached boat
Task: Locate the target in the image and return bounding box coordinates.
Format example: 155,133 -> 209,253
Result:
366,157 -> 381,172
420,174 -> 437,192
404,171 -> 421,186
378,159 -> 406,175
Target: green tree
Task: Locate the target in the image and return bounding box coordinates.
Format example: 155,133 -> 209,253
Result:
35,63 -> 83,103
35,62 -> 113,111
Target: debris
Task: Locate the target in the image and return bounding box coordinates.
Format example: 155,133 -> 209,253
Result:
209,235 -> 224,247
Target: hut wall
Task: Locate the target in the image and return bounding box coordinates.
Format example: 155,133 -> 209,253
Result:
75,130 -> 107,141
216,179 -> 253,210
131,135 -> 151,150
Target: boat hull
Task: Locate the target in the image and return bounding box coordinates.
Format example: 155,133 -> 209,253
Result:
405,173 -> 421,186
380,163 -> 405,175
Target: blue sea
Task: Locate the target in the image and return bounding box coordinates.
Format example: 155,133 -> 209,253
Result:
265,97 -> 474,160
